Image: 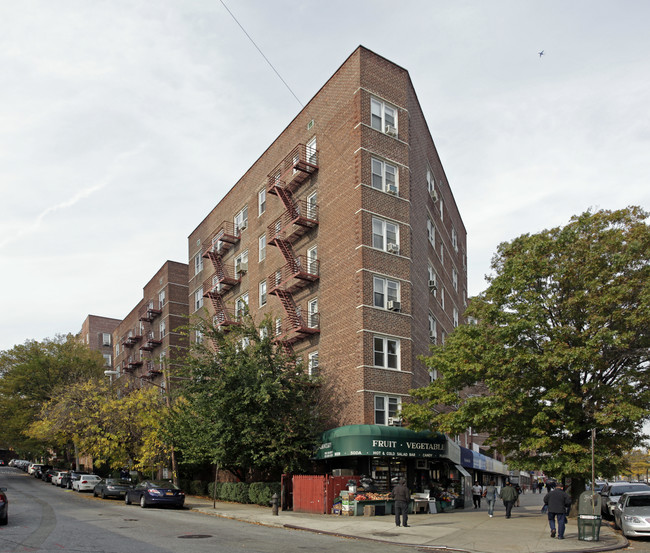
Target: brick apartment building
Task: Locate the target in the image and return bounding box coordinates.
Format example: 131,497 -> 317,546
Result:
184,46 -> 495,491
79,314 -> 121,369
113,260 -> 189,389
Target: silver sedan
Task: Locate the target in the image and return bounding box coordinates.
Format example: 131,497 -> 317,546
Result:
614,491 -> 650,537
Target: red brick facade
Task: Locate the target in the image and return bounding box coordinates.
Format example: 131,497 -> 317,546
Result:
79,314 -> 121,368
188,47 -> 467,429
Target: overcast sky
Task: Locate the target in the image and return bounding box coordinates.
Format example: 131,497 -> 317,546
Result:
1,0 -> 649,352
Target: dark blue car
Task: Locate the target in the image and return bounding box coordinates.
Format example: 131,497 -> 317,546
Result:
124,480 -> 185,509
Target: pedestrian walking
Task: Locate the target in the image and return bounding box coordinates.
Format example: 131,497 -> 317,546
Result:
538,481 -> 544,494
515,484 -> 521,506
471,482 -> 483,509
484,480 -> 498,517
391,478 -> 410,527
499,481 -> 518,518
544,484 -> 572,539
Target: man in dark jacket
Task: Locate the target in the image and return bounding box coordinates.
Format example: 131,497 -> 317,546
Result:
544,484 -> 572,539
391,478 -> 410,527
499,481 -> 518,518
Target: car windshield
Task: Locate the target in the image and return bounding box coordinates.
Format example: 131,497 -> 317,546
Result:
612,485 -> 650,495
628,495 -> 650,507
150,480 -> 180,490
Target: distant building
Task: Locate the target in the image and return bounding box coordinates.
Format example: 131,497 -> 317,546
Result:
79,314 -> 121,369
113,260 -> 189,390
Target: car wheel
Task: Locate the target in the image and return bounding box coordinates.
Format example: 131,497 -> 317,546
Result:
125,494 -> 132,505
100,491 -> 106,500
140,495 -> 147,508
0,515 -> 7,526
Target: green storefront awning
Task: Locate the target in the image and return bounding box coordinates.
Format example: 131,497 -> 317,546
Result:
315,424 -> 447,460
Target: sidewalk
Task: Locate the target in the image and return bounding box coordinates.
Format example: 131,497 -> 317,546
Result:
185,491 -> 627,553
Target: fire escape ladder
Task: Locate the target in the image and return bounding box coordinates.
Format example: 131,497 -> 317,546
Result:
274,239 -> 300,271
274,289 -> 304,329
275,186 -> 300,219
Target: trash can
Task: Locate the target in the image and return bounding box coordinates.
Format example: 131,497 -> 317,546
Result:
577,492 -> 602,542
578,514 -> 601,541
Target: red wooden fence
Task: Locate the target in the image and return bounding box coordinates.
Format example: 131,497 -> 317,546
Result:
292,474 -> 360,514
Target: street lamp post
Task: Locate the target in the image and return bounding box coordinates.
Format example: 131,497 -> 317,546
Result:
104,370 -> 119,385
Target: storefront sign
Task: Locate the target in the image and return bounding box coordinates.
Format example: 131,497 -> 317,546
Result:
316,424 -> 447,460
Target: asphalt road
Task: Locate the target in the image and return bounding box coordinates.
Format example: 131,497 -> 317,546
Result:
0,467 -> 403,553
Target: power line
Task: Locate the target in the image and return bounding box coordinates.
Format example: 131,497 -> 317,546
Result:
219,0 -> 304,108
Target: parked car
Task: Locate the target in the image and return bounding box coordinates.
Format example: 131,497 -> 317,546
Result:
41,468 -> 57,482
61,471 -> 84,489
124,480 -> 185,509
72,475 -> 101,492
602,482 -> 650,518
614,491 -> 650,537
34,465 -> 53,479
27,463 -> 43,475
93,478 -> 133,499
52,471 -> 69,486
0,487 -> 8,525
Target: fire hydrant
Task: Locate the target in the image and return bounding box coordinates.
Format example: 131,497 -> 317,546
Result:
270,492 -> 279,516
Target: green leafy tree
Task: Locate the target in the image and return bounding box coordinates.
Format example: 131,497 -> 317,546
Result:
28,377 -> 169,471
164,312 -> 324,481
404,207 -> 650,501
0,335 -> 105,455
622,449 -> 650,482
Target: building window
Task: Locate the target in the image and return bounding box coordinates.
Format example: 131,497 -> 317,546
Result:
307,191 -> 318,219
427,168 -> 436,196
373,276 -> 400,309
429,369 -> 439,382
195,329 -> 203,344
258,234 -> 266,262
373,336 -> 400,369
371,158 -> 397,193
440,242 -> 444,266
441,287 -> 445,310
101,333 -> 111,347
308,298 -> 318,328
194,288 -> 203,311
427,218 -> 435,247
235,293 -> 249,319
439,199 -> 444,220
258,188 -> 266,215
160,320 -> 166,337
194,252 -> 203,275
370,97 -> 397,135
275,317 -> 282,336
259,326 -> 268,339
429,314 -> 437,344
234,206 -> 248,234
235,251 -> 249,277
374,395 -> 401,425
306,136 -> 317,165
453,307 -> 459,328
307,245 -> 318,274
372,217 -> 399,253
452,268 -> 458,291
428,264 -> 437,297
259,280 -> 267,307
103,354 -> 112,367
451,227 -> 458,252
159,289 -> 166,307
308,351 -> 319,377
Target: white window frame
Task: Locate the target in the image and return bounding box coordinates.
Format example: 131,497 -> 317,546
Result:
235,293 -> 249,319
308,351 -> 319,377
258,234 -> 266,262
158,289 -> 166,307
194,252 -> 203,275
195,329 -> 203,344
441,287 -> 445,310
371,157 -> 398,193
101,333 -> 111,346
428,264 -> 438,298
159,320 -> 166,338
103,353 -> 112,367
370,97 -> 397,134
307,191 -> 318,219
427,218 -> 435,247
373,336 -> 400,370
451,227 -> 458,252
439,198 -> 444,220
373,276 -> 400,309
427,167 -> 435,195
194,287 -> 203,311
259,280 -> 267,307
234,206 -> 248,234
453,307 -> 459,328
258,188 -> 266,215
306,136 -> 317,165
307,245 -> 318,274
452,268 -> 458,291
374,395 -> 401,426
372,217 -> 399,252
235,250 -> 249,277
428,314 -> 437,344
308,298 -> 318,328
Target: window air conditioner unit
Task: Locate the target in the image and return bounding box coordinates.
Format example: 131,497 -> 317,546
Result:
237,222 -> 247,233
429,332 -> 437,343
387,184 -> 398,195
387,300 -> 401,312
387,243 -> 399,254
385,125 -> 397,137
428,280 -> 437,290
388,416 -> 402,426
237,262 -> 248,274
429,188 -> 439,202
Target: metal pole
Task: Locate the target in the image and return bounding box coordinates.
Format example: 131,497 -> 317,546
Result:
591,428 -> 596,514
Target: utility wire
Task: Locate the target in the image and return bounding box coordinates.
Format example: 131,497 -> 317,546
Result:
219,0 -> 304,108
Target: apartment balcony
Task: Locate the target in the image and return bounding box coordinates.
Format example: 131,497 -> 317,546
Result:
140,331 -> 163,351
202,222 -> 241,260
121,330 -> 142,348
267,143 -> 319,195
126,357 -> 143,370
268,256 -> 319,295
267,199 -> 319,245
273,311 -> 320,344
143,361 -> 163,379
202,264 -> 241,298
139,300 -> 162,323
213,308 -> 240,330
